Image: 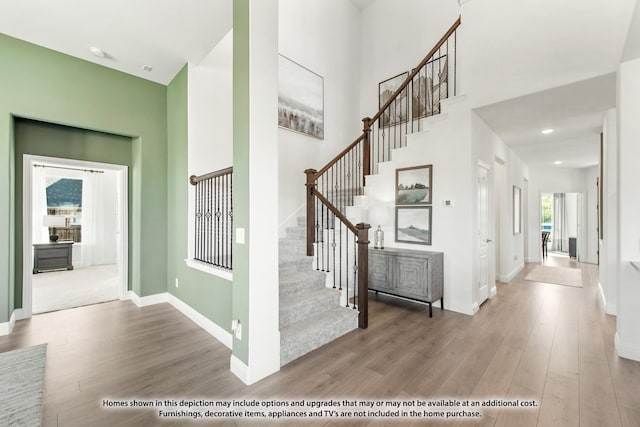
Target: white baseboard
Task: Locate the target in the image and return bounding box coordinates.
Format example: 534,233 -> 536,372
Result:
127,290 -> 168,307
490,286 -> 497,297
166,293 -> 232,349
597,283 -> 617,315
0,310 -> 21,336
127,291 -> 232,350
598,282 -> 607,310
230,354 -> 250,385
615,333 -> 640,362
498,263 -> 524,283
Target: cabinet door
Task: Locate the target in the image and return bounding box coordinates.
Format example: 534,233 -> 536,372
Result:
369,251 -> 392,290
395,256 -> 430,300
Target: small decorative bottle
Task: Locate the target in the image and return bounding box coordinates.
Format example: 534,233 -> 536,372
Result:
374,225 -> 384,249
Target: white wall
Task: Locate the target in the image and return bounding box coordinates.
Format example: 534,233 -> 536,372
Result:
278,0 -> 362,231
472,113 -> 528,282
187,31 -> 234,261
188,30 -> 234,176
616,58 -> 640,362
358,0 -> 460,120
600,109 -> 617,314
463,0 -> 635,108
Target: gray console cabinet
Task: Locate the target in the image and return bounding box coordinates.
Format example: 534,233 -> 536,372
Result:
368,247 -> 443,317
33,242 -> 74,273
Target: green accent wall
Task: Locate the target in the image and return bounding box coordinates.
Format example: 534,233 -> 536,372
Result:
232,0 -> 251,364
0,33 -> 168,322
13,119 -> 133,308
166,66 -> 232,331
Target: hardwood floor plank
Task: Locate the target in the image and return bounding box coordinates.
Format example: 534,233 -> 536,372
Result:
2,254 -> 640,426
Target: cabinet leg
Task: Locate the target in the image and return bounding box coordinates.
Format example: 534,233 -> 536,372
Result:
428,302 -> 432,318
441,297 -> 444,310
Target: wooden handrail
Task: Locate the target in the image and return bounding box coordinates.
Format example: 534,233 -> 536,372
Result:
189,166 -> 233,185
313,188 -> 358,234
314,133 -> 367,179
370,16 -> 461,125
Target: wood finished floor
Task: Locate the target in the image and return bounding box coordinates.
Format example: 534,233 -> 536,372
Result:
1,255 -> 639,426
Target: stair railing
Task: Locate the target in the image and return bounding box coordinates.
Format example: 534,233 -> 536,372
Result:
305,17 -> 461,329
190,167 -> 233,270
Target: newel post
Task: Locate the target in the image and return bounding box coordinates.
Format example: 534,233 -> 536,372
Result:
356,222 -> 371,329
304,169 -> 318,257
362,117 -> 372,184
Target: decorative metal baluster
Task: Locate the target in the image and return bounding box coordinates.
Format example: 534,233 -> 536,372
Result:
353,234 -> 358,309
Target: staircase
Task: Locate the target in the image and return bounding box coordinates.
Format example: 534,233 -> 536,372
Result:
279,216 -> 358,366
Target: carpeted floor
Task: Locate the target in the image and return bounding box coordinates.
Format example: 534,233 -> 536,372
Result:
524,265 -> 583,287
32,264 -> 120,314
0,344 -> 47,426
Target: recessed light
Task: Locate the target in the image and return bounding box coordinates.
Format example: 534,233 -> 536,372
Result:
554,161 -> 562,165
541,128 -> 554,134
89,46 -> 106,58
143,65 -> 153,72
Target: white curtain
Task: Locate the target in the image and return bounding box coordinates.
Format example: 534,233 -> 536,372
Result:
552,193 -> 568,252
32,166 -> 49,244
80,171 -> 105,267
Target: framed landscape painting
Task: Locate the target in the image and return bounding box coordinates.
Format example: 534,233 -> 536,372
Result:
379,72 -> 409,128
278,55 -> 324,139
396,206 -> 432,245
396,165 -> 432,205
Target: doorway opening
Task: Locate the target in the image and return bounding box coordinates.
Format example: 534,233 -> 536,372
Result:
23,155 -> 128,317
540,192 -> 583,260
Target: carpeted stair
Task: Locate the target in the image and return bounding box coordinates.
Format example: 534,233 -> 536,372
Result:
279,216 -> 358,366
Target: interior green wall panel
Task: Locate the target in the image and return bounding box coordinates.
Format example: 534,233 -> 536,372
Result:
232,0 -> 251,364
0,33 -> 168,322
166,66 -> 232,331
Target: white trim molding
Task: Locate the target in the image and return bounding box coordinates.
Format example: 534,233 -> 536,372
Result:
127,291 -> 232,350
0,310 -> 22,336
498,263 -> 524,283
166,293 -> 232,349
184,259 -> 232,281
230,354 -> 251,385
615,333 -> 640,362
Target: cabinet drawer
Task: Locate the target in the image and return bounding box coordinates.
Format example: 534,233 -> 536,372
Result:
37,248 -> 70,259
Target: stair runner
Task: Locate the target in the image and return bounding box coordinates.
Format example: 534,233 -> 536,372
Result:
279,216 -> 358,366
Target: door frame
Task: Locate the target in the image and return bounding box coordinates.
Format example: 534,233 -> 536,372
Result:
476,160 -> 493,308
22,154 -> 129,318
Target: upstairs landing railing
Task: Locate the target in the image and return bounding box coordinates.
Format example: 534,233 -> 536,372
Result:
305,17 -> 461,329
190,167 -> 233,270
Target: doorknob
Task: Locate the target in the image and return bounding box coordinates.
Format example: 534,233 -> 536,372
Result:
486,239 -> 492,243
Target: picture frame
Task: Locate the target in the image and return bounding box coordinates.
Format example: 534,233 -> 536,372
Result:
396,165 -> 432,205
396,206 -> 432,245
278,55 -> 324,139
411,55 -> 448,120
379,72 -> 409,128
513,185 -> 522,235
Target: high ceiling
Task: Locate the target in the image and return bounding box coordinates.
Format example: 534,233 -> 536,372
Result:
1,0 -> 638,171
0,0 -> 232,85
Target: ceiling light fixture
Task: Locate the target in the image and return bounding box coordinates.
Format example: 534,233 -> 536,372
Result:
143,65 -> 153,72
554,161 -> 563,165
541,128 -> 554,134
89,46 -> 106,58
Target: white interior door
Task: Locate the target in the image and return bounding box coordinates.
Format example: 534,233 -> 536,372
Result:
477,164 -> 490,304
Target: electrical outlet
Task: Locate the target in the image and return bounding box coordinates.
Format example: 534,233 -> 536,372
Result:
513,255 -> 518,261
234,321 -> 242,340
175,278 -> 179,288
